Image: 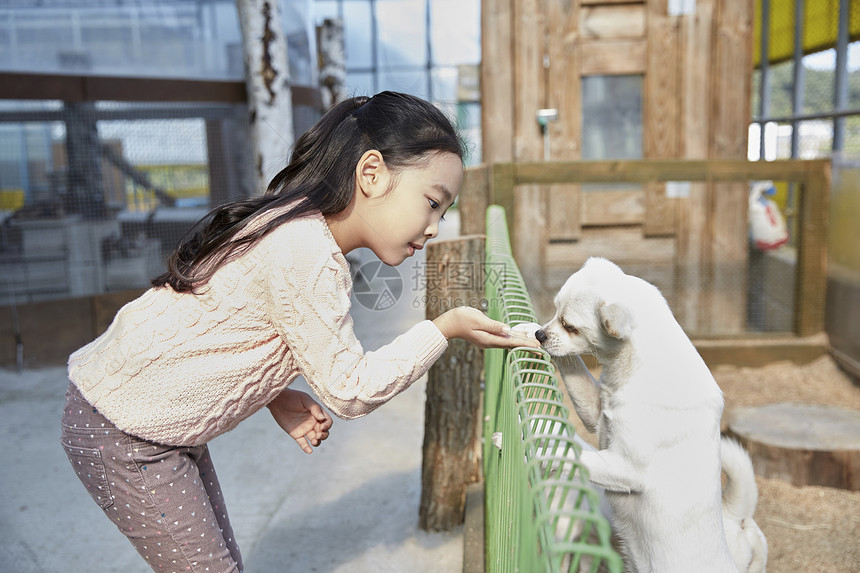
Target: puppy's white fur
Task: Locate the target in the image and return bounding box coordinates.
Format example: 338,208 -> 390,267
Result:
534,257 -> 766,573
721,438 -> 768,572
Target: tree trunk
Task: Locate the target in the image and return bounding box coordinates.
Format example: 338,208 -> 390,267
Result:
236,0 -> 294,194
419,236 -> 486,531
316,18 -> 347,110
727,403 -> 860,491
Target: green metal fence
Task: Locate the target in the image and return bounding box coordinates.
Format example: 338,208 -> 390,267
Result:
483,205 -> 622,573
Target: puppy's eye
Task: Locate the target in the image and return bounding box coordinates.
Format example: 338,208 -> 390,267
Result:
561,320 -> 579,335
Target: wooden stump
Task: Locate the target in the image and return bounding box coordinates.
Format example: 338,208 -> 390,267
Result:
726,403 -> 860,491
419,236 -> 485,531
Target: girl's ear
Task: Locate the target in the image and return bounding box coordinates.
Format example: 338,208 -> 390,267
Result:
356,149 -> 390,198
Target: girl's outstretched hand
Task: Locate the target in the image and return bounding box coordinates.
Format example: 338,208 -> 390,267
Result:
432,306 -> 541,349
267,388 -> 333,454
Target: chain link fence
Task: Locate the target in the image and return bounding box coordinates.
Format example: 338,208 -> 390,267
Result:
0,99 -> 256,306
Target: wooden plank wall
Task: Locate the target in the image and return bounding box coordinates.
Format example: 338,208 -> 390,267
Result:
480,0 -> 754,335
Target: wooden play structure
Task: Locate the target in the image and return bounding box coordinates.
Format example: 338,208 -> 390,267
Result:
479,0 -> 753,242
464,0 -> 832,360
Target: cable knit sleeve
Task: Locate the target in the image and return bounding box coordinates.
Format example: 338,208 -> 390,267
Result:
260,218 -> 448,419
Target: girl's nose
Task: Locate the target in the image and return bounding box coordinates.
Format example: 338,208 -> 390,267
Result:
425,220 -> 439,238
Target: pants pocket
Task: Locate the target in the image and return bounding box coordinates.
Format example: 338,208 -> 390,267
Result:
61,439 -> 114,510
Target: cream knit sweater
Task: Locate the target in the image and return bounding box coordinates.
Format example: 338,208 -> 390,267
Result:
68,207 -> 448,446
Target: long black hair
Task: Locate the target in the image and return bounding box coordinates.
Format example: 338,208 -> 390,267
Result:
152,91 -> 465,292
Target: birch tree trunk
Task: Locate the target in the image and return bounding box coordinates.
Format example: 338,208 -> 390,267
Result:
317,18 -> 347,110
236,0 -> 294,194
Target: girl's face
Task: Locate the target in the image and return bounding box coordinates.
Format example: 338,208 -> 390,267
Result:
361,151 -> 462,266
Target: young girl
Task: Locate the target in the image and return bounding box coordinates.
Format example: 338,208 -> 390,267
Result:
61,91 -> 538,572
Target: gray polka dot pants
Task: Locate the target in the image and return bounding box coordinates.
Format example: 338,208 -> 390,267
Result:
60,383 -> 243,572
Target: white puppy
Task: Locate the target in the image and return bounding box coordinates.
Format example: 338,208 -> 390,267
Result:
525,257 -> 766,573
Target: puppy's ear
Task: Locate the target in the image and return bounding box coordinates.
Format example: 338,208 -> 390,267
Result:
598,302 -> 633,339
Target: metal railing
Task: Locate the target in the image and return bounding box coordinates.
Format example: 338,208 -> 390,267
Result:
483,205 -> 622,572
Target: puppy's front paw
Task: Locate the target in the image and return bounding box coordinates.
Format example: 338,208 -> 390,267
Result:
511,322 -> 541,340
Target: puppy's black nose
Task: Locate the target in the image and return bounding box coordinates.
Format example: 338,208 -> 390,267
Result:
535,330 -> 547,343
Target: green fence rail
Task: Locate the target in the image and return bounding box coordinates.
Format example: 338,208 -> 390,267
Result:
483,205 -> 622,573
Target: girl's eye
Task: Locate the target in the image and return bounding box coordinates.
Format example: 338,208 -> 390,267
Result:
428,198 -> 440,210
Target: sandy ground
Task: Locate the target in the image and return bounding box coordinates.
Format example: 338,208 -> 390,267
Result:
715,356 -> 860,573
562,355 -> 860,573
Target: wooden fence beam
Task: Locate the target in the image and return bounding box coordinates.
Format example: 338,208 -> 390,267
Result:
511,158 -> 825,184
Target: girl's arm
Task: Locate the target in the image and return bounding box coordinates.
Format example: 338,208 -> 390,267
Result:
262,217 -> 537,421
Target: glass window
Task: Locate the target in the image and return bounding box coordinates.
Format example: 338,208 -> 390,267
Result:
312,0 -> 482,106
581,75 -> 643,160
314,1 -> 341,21
430,66 -> 459,103
0,1 -> 247,80
15,20 -> 75,72
346,71 -> 375,97
455,101 -> 482,165
82,25 -> 136,67
430,0 -> 480,65
377,68 -> 428,98
802,50 -> 834,114
850,42 -> 860,109
287,30 -> 314,85
344,1 -> 373,68
764,60 -> 794,117
377,0 -> 426,67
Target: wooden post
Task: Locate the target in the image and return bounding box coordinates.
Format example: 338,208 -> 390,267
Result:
419,235 -> 485,531
459,165 -> 491,236
795,160 -> 831,336
489,163 -> 515,249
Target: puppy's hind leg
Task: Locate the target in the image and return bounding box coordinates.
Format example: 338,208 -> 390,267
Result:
560,355 -> 602,434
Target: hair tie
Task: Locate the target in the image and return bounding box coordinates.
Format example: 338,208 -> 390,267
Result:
350,95 -> 371,117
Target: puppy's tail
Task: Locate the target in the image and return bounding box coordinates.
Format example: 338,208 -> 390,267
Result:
720,437 -> 758,520
721,437 -> 768,572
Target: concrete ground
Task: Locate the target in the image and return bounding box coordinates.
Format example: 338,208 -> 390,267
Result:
0,216 -> 466,572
